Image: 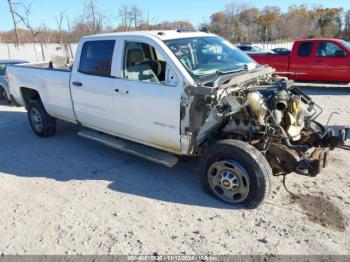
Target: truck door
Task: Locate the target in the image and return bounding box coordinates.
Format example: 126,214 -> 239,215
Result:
313,41 -> 349,82
112,38 -> 182,153
70,40 -> 118,132
289,41 -> 316,81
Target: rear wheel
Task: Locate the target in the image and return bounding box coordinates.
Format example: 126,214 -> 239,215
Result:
199,140 -> 272,208
0,85 -> 7,100
27,100 -> 56,137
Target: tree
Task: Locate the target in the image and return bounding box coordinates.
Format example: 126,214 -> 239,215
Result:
40,23 -> 52,44
209,12 -> 227,37
56,11 -> 65,44
314,7 -> 343,37
239,8 -> 260,43
13,2 -> 40,43
130,5 -> 143,29
118,4 -> 143,30
344,10 -> 350,40
74,0 -> 104,36
224,3 -> 250,43
258,6 -> 281,42
280,5 -> 316,40
6,0 -> 21,44
118,5 -> 132,31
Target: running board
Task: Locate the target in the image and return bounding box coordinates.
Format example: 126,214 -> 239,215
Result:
294,82 -> 350,89
78,129 -> 178,167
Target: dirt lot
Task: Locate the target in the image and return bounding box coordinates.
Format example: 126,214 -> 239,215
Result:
0,88 -> 349,255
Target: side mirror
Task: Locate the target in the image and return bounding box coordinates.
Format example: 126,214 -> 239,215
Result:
335,50 -> 346,57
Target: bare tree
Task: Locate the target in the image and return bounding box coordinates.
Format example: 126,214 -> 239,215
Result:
13,2 -> 40,43
74,0 -> 104,35
117,4 -> 143,31
6,0 -> 21,44
40,23 -> 52,43
130,5 -> 143,29
118,5 -> 132,30
344,11 -> 350,39
225,3 -> 250,43
66,16 -> 74,58
56,11 -> 65,44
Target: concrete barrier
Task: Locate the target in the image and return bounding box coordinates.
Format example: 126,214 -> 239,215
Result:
0,43 -> 78,62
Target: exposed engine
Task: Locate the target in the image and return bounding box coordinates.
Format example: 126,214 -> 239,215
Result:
205,78 -> 348,177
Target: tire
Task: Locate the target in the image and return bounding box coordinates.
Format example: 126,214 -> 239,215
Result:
27,99 -> 56,137
199,140 -> 272,208
0,85 -> 7,101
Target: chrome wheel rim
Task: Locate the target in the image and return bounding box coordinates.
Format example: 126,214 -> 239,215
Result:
30,107 -> 43,132
208,160 -> 250,204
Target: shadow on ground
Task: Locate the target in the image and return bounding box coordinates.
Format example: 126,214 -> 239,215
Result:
1,87 -> 348,210
0,109 -> 233,209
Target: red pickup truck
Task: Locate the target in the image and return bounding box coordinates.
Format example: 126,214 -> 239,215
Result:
249,39 -> 350,82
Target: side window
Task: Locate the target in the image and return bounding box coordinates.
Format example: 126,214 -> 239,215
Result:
317,42 -> 346,57
79,40 -> 115,77
298,42 -> 313,57
123,41 -> 167,84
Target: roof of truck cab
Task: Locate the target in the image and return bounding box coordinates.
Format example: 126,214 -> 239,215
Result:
295,38 -> 344,43
82,30 -> 216,41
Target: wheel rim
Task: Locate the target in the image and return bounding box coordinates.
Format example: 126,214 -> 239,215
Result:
208,160 -> 250,204
30,107 -> 43,132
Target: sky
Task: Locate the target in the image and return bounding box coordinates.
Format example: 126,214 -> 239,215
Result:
1,0 -> 350,31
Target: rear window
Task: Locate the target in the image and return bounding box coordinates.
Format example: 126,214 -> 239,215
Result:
239,46 -> 251,51
298,42 -> 313,57
79,40 -> 115,77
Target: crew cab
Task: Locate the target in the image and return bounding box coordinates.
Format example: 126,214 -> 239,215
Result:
7,31 -> 348,208
250,39 -> 350,82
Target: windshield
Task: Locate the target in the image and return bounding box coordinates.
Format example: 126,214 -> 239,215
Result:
0,64 -> 6,75
252,45 -> 262,51
164,36 -> 255,78
341,40 -> 350,50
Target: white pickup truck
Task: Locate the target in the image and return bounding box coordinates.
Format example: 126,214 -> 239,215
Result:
7,30 -> 348,208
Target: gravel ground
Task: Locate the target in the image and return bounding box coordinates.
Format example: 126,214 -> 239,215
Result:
0,88 -> 349,255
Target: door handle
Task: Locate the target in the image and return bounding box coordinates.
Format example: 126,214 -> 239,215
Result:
72,81 -> 83,87
115,89 -> 129,94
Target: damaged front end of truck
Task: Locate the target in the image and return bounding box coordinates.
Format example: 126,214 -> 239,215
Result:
185,66 -> 348,177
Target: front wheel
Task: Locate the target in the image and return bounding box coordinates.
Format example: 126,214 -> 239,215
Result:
199,140 -> 272,208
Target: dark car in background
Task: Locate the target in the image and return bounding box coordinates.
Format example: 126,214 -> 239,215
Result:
237,44 -> 274,54
0,60 -> 28,102
271,48 -> 291,55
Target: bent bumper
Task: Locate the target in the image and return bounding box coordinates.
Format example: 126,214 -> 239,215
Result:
295,126 -> 348,177
295,148 -> 329,177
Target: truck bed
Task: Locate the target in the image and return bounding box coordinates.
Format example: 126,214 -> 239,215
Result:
15,61 -> 72,72
7,61 -> 76,123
